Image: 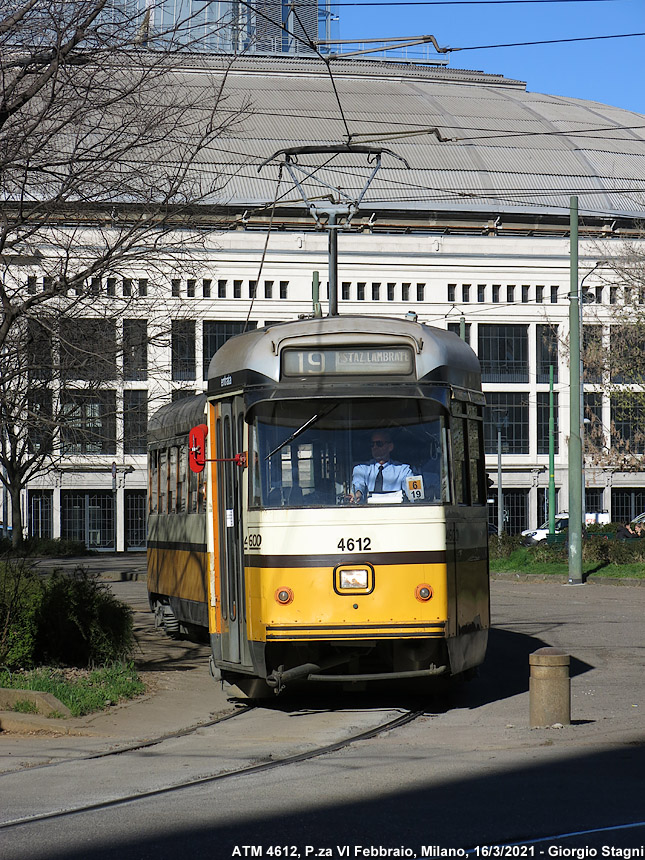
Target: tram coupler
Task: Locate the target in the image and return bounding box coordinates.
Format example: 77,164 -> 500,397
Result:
266,663 -> 322,694
266,653 -> 360,694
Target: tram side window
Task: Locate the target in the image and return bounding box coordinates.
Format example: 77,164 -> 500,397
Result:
467,407 -> 486,505
177,444 -> 187,513
168,446 -> 178,513
451,411 -> 469,505
189,460 -> 199,513
451,403 -> 486,506
158,449 -> 168,514
149,450 -> 159,513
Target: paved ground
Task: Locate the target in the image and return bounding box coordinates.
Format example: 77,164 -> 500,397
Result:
1,563 -> 644,860
0,557 -> 236,761
1,555 -> 643,765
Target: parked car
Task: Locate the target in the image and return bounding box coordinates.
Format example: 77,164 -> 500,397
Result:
521,514 -> 569,546
521,510 -> 610,545
630,512 -> 645,527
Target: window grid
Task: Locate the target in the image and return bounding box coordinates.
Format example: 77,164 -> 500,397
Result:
484,392 -> 529,454
536,324 -> 559,384
478,324 -> 529,383
537,391 -> 559,454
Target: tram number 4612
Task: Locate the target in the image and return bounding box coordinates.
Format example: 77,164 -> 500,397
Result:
337,537 -> 371,552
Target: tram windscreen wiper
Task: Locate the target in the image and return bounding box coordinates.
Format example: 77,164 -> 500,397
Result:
264,405 -> 337,460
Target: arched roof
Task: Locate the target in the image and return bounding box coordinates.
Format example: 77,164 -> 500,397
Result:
180,55 -> 645,223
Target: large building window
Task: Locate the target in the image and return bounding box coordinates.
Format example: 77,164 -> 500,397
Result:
60,318 -> 117,381
171,320 -> 196,381
536,324 -> 558,384
27,319 -> 53,381
28,387 -> 53,454
584,392 -> 604,455
488,488 -> 529,535
484,392 -> 529,454
202,320 -> 257,379
478,324 -> 528,383
124,390 -> 147,454
61,491 -> 114,549
28,490 -> 53,539
612,489 -> 645,523
60,391 -> 116,455
611,394 -> 645,455
123,319 -> 148,381
610,325 -> 645,383
537,391 -> 559,454
583,325 -> 603,383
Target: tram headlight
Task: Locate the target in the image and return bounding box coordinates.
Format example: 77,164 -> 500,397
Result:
339,569 -> 369,589
275,588 -> 294,605
415,584 -> 433,602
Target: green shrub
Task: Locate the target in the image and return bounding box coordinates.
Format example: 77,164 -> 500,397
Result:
35,569 -> 134,667
0,561 -> 44,668
1,537 -> 92,559
0,563 -> 134,670
488,532 -> 522,560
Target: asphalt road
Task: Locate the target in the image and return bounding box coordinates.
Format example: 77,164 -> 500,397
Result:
1,567 -> 643,860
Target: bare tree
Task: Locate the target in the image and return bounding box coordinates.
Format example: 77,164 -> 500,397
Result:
579,240 -> 645,472
0,0 -> 252,546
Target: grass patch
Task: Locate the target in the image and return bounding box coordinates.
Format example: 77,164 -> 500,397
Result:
12,699 -> 38,714
0,663 -> 145,717
489,546 -> 645,579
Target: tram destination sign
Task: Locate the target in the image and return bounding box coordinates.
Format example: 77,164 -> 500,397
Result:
282,346 -> 414,376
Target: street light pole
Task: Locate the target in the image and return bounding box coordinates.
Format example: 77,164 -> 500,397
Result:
568,196 -> 583,585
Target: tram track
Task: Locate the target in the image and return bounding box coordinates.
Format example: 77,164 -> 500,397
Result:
0,707 -> 425,831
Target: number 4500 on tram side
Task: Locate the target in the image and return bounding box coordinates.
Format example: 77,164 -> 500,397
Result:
147,315 -> 489,696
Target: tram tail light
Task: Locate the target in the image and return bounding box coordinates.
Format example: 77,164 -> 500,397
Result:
275,588 -> 294,605
415,584 -> 433,602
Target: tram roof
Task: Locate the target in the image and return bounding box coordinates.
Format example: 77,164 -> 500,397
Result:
148,393 -> 207,443
208,315 -> 481,395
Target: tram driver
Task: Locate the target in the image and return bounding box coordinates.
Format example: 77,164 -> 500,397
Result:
351,430 -> 413,503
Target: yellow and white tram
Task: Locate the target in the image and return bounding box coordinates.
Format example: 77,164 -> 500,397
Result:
147,315 -> 489,695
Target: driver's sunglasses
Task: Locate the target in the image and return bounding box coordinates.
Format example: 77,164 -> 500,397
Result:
371,441 -> 388,447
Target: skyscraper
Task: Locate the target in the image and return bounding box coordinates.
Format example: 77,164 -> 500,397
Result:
116,0 -> 324,54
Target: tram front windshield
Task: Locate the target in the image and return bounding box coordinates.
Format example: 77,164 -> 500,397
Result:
249,398 -> 449,508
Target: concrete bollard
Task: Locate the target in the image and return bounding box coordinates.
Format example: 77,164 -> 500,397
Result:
529,647 -> 571,728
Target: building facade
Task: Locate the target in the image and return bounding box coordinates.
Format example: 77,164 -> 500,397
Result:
7,55 -> 645,547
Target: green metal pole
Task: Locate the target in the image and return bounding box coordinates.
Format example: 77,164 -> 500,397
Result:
568,196 -> 583,585
459,314 -> 466,341
549,364 -> 556,536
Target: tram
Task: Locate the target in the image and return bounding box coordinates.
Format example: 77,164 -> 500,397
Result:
147,315 -> 489,695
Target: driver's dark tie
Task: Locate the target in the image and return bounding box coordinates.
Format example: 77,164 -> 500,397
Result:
374,465 -> 384,493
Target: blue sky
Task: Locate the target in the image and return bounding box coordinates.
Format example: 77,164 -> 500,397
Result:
334,0 -> 645,114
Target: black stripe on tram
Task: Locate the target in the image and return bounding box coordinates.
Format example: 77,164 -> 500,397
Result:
147,540 -> 207,554
266,632 -> 445,640
266,622 -> 446,632
244,550 -> 447,568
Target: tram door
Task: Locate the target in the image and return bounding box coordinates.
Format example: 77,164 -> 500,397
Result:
216,398 -> 250,668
